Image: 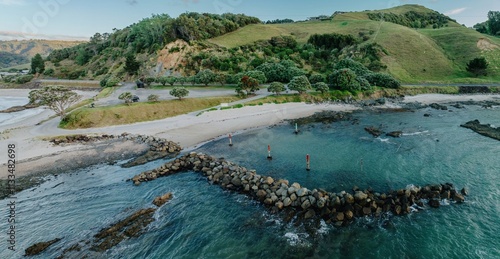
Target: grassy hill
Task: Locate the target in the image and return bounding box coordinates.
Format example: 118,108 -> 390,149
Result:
0,39 -> 83,69
208,4 -> 500,83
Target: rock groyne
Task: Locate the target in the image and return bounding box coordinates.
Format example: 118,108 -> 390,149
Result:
132,152 -> 467,226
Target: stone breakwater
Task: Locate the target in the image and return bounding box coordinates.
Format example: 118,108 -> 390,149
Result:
49,133 -> 182,167
132,152 -> 467,226
50,133 -> 182,153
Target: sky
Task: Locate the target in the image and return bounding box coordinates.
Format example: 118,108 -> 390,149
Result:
0,0 -> 497,41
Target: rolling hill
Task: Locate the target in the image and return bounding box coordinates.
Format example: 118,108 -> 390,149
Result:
0,39 -> 83,69
208,4 -> 500,83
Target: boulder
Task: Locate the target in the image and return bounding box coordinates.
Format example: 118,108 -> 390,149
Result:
345,194 -> 354,204
25,238 -> 62,256
297,188 -> 309,197
264,176 -> 274,185
428,199 -> 440,208
152,192 -> 173,207
362,207 -> 372,215
304,209 -> 316,219
283,197 -> 292,207
453,193 -> 465,203
301,199 -> 311,210
460,187 -> 468,196
335,212 -> 345,222
256,190 -> 267,200
276,201 -> 284,210
354,191 -> 368,201
344,210 -> 354,220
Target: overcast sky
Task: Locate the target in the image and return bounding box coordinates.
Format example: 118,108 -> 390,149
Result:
0,0 -> 497,41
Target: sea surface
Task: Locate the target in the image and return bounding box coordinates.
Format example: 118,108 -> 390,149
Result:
0,97 -> 46,127
0,100 -> 499,258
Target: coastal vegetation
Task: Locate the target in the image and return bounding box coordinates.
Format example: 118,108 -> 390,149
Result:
60,96 -> 238,129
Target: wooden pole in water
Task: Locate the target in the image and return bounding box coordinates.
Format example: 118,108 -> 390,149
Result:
228,133 -> 233,146
294,123 -> 299,134
267,145 -> 272,160
306,154 -> 310,171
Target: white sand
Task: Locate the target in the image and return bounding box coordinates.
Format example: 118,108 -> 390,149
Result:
1,90 -> 499,179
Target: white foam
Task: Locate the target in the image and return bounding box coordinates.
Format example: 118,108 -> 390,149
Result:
403,130 -> 429,136
284,232 -> 310,247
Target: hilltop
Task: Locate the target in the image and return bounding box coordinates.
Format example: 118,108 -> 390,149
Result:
0,39 -> 83,69
39,4 -> 500,84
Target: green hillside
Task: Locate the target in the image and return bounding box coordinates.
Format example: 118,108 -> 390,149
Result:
208,5 -> 500,83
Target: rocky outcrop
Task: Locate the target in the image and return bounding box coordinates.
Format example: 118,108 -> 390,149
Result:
25,238 -> 61,256
131,152 -> 467,226
91,208 -> 156,252
429,103 -> 448,110
153,192 -> 173,207
386,131 -> 403,138
290,111 -> 352,125
460,120 -> 500,141
365,126 -> 383,137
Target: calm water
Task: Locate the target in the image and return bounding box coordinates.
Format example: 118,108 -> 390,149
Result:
0,103 -> 499,258
0,97 -> 46,127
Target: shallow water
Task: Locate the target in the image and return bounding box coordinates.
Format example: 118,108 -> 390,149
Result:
0,97 -> 46,127
0,104 -> 499,258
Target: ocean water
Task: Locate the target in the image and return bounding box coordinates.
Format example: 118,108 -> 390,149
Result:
0,104 -> 499,258
0,97 -> 46,127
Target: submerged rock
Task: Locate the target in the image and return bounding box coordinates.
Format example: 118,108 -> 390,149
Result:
430,103 -> 448,110
386,131 -> 403,138
364,126 -> 383,137
25,238 -> 61,256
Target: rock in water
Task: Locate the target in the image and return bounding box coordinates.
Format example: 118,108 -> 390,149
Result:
386,131 -> 403,138
364,126 -> 383,137
25,238 -> 62,256
152,192 -> 173,207
428,199 -> 440,208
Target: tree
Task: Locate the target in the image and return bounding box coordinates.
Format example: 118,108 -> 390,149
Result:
309,73 -> 326,84
177,77 -> 186,86
124,54 -> 141,75
144,77 -> 156,87
170,87 -> 189,100
157,76 -> 168,86
314,82 -> 329,94
30,53 -> 45,75
166,76 -> 177,86
288,75 -> 312,94
466,57 -> 489,76
236,76 -> 260,97
268,82 -> 285,95
487,11 -> 500,36
118,92 -> 133,105
28,86 -> 81,118
148,94 -> 160,102
196,69 -> 215,86
329,68 -> 361,92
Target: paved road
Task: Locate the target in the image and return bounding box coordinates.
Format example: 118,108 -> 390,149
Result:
94,83 -> 258,106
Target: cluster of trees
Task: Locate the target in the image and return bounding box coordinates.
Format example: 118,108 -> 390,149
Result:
265,19 -> 294,24
328,59 -> 400,92
0,52 -> 29,69
173,12 -> 260,42
30,53 -> 45,74
473,11 -> 500,36
47,12 -> 261,67
307,33 -> 358,50
367,10 -> 454,29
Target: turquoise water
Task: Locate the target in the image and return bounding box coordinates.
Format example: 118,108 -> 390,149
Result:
0,104 -> 499,258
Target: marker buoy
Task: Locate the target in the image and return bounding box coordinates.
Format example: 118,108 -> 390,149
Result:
306,154 -> 310,171
267,145 -> 272,160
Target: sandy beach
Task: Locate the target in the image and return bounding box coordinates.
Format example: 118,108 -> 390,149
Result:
1,89 -> 499,180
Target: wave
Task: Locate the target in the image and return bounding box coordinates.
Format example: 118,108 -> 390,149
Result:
402,130 -> 429,136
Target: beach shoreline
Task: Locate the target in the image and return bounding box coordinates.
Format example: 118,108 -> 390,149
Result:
1,90 -> 499,182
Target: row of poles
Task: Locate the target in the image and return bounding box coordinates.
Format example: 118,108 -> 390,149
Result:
227,123 -> 311,171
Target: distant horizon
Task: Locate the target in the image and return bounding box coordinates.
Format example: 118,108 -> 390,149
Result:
0,0 -> 496,41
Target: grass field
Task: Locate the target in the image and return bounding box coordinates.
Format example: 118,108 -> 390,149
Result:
60,96 -> 239,129
0,63 -> 30,72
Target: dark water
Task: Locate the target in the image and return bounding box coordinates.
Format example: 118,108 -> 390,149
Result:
0,104 -> 499,258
